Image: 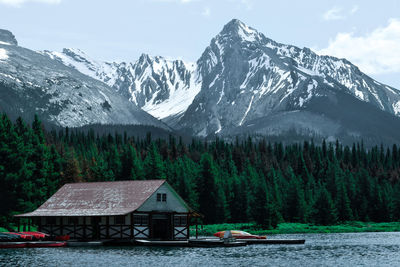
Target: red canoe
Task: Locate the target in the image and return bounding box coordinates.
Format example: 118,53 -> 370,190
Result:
26,241 -> 67,248
0,242 -> 27,248
213,230 -> 267,239
0,241 -> 67,248
4,232 -> 33,240
21,232 -> 49,240
55,235 -> 70,241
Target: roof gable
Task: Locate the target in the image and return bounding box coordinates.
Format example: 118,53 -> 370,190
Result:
137,183 -> 191,213
16,180 -> 166,217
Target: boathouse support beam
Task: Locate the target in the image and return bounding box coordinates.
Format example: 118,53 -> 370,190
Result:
130,213 -> 133,239
106,216 -> 109,239
195,218 -> 198,239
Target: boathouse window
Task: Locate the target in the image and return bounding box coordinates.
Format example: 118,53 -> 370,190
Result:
115,215 -> 125,225
157,193 -> 167,202
133,215 -> 148,226
46,217 -> 56,225
68,217 -> 78,225
174,216 -> 187,227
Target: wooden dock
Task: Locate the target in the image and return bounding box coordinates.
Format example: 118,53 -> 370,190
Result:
134,239 -> 247,247
134,239 -> 190,247
63,237 -> 305,248
134,238 -> 305,247
67,241 -> 105,247
243,239 -> 305,245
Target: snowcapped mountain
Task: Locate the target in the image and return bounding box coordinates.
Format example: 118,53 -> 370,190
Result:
46,19 -> 400,143
3,19 -> 400,143
44,49 -> 201,120
0,30 -> 168,129
176,19 -> 400,140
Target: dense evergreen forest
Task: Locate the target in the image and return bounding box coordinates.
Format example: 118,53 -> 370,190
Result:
1,113 -> 400,229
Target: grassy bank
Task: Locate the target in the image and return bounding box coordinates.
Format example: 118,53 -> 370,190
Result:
0,226 -> 37,233
190,221 -> 400,236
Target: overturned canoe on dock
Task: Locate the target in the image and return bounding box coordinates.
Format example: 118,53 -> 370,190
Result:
189,239 -> 247,247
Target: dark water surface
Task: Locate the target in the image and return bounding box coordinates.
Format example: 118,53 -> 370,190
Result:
1,232 -> 400,266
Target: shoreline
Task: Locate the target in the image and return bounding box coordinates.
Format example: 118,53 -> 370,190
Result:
190,221 -> 400,236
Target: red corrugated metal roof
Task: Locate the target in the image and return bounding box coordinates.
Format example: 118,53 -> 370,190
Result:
15,180 -> 166,217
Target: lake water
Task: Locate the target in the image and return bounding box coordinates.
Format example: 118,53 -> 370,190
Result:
1,232 -> 400,266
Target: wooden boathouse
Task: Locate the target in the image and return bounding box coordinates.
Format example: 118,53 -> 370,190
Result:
15,180 -> 198,240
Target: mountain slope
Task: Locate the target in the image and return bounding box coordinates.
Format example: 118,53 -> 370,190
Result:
0,30 -> 169,129
44,49 -> 201,120
47,20 -> 400,142
174,19 -> 400,141
15,19 -> 400,143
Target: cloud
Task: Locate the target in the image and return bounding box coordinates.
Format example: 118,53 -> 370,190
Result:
150,0 -> 197,3
317,19 -> 400,75
240,0 -> 252,10
0,0 -> 60,7
201,7 -> 210,17
350,5 -> 359,14
323,5 -> 359,21
323,7 -> 344,21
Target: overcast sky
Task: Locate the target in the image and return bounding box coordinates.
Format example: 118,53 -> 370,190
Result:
0,0 -> 399,88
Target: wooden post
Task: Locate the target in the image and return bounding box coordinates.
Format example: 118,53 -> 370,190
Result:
106,216 -> 109,239
172,214 -> 175,241
74,217 -> 76,239
38,217 -> 42,232
83,217 -> 86,239
17,218 -> 20,232
196,218 -> 198,239
121,218 -> 123,239
60,217 -> 63,235
149,213 -> 153,239
186,213 -> 189,240
130,213 -> 134,239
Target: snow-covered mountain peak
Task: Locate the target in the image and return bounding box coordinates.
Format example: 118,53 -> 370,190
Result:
176,19 -> 400,137
62,48 -> 94,64
219,19 -> 261,43
0,29 -> 18,46
43,48 -> 201,120
30,19 -> 400,140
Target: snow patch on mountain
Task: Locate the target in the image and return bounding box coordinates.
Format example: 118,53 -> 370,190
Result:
393,101 -> 400,116
44,49 -> 120,87
239,95 -> 255,126
0,48 -> 8,61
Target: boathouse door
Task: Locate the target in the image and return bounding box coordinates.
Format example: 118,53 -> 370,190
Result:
151,214 -> 172,240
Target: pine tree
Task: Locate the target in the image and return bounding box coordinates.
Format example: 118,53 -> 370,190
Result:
285,168 -> 307,222
311,185 -> 337,225
144,142 -> 166,180
62,148 -> 82,183
197,153 -> 222,224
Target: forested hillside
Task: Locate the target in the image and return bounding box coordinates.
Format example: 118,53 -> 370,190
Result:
1,113 -> 400,228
